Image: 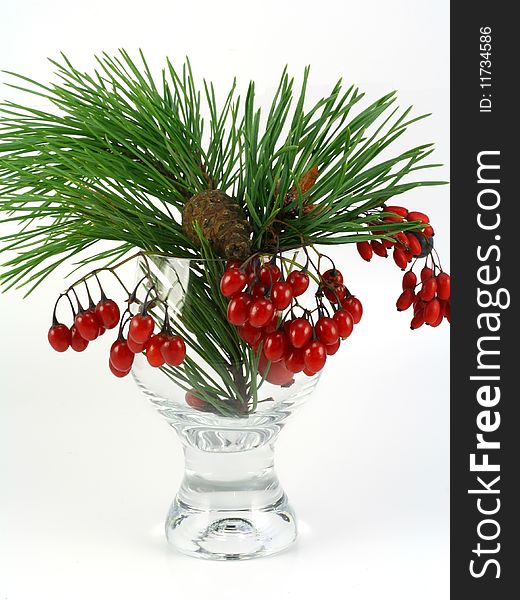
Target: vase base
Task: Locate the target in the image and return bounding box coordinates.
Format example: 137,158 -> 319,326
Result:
165,495 -> 297,560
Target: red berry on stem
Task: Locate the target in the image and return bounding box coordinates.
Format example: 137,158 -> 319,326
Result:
226,259 -> 242,270
271,281 -> 293,310
126,335 -> 145,354
287,270 -> 309,297
323,269 -> 343,286
385,205 -> 408,218
394,232 -> 409,247
325,338 -> 341,356
357,241 -> 373,262
393,246 -> 408,270
324,284 -> 347,304
285,348 -> 305,373
48,323 -> 72,352
109,361 -> 130,378
70,325 -> 88,352
237,322 -> 262,346
424,299 -> 441,325
423,225 -> 435,237
371,239 -> 388,258
251,282 -> 267,298
129,314 -> 155,343
227,293 -> 252,326
402,270 -> 417,291
303,367 -> 317,377
259,264 -> 281,286
161,335 -> 186,366
341,296 -> 363,324
419,278 -> 438,302
95,299 -> 120,329
258,354 -> 295,386
75,311 -> 99,341
410,311 -> 425,330
145,334 -> 167,367
315,316 -> 339,345
263,331 -> 289,362
303,340 -> 327,373
110,339 -> 134,372
220,268 -> 247,298
248,298 -> 275,328
436,272 -> 451,300
396,289 -> 415,311
420,266 -> 434,282
333,309 -> 354,339
406,233 -> 422,257
288,318 -> 313,348
407,211 -> 430,224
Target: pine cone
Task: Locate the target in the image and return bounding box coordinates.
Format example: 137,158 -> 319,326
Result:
182,190 -> 252,260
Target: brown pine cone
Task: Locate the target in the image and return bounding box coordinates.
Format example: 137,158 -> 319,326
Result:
181,190 -> 252,260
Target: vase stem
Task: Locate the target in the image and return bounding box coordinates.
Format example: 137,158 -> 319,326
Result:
165,444 -> 297,560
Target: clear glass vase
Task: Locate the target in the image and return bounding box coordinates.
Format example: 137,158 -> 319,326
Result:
132,255 -> 320,560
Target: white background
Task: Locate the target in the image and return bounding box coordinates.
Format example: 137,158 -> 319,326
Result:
0,1 -> 450,598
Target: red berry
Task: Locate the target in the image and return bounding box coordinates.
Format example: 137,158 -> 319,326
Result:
315,317 -> 339,345
110,339 -> 134,372
161,335 -> 186,366
407,211 -> 429,224
258,354 -> 295,386
322,269 -> 343,286
333,309 -> 354,339
185,390 -> 208,411
325,339 -> 341,356
251,282 -> 267,298
238,322 -> 263,346
436,272 -> 451,300
396,289 -> 415,311
385,205 -> 408,218
303,340 -> 327,373
419,278 -> 438,302
383,215 -> 404,223
357,241 -> 373,261
402,270 -> 417,290
405,233 -> 422,257
423,225 -> 435,237
371,239 -> 388,258
109,361 -> 130,378
259,264 -> 281,286
263,331 -> 289,362
393,246 -> 408,270
129,314 -> 155,344
341,296 -> 363,324
95,299 -> 120,329
70,325 -> 88,352
75,311 -> 99,341
285,348 -> 305,373
126,335 -> 145,354
145,334 -> 167,367
324,284 -> 347,304
271,281 -> 293,310
288,318 -> 313,348
287,270 -> 309,297
410,311 -> 425,330
424,299 -> 441,325
220,268 -> 247,298
420,266 -> 434,282
48,323 -> 71,352
303,367 -> 317,376
248,298 -> 275,328
394,231 -> 409,247
227,293 -> 252,326
382,239 -> 395,249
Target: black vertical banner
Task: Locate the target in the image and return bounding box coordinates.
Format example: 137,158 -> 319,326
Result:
451,4 -> 517,598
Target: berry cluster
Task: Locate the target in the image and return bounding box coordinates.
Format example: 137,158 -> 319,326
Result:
397,264 -> 451,329
220,256 -> 362,386
356,205 -> 434,270
47,271 -> 186,378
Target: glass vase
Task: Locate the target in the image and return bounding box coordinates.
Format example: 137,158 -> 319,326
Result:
132,255 -> 320,560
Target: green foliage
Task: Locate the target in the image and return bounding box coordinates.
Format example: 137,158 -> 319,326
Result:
0,50 -> 444,291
